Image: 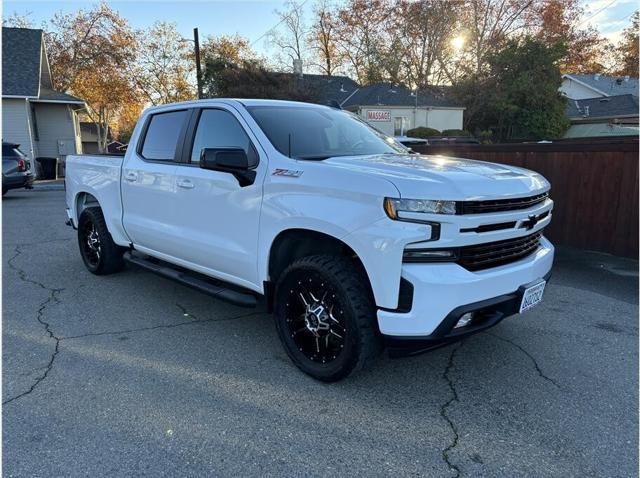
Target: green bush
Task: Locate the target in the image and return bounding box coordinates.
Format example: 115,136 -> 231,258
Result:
441,129 -> 471,136
406,127 -> 441,138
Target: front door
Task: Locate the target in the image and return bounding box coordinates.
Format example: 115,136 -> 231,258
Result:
171,107 -> 267,289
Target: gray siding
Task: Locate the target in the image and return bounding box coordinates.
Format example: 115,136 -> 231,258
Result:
2,98 -> 36,159
32,103 -> 79,158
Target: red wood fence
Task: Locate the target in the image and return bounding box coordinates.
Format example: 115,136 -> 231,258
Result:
411,137 -> 639,258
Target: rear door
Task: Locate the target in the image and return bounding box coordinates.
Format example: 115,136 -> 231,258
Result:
121,108 -> 189,255
169,106 -> 267,288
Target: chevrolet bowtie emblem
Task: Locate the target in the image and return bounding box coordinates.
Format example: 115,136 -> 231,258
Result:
522,214 -> 539,230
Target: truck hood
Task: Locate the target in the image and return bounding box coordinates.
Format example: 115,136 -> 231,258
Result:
323,153 -> 549,200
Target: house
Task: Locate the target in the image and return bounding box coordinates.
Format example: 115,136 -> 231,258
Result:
564,94 -> 639,138
560,73 -> 639,100
300,74 -> 465,136
79,122 -> 105,154
2,27 -> 85,173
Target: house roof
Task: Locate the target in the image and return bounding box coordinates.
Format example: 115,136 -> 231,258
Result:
2,27 -> 85,106
35,88 -> 85,104
564,74 -> 639,97
341,82 -> 461,109
299,74 -> 360,105
2,27 -> 43,97
566,94 -> 639,119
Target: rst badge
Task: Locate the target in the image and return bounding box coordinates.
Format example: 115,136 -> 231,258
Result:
272,168 -> 303,178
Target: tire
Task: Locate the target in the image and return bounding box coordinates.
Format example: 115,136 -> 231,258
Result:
274,255 -> 382,382
77,207 -> 125,275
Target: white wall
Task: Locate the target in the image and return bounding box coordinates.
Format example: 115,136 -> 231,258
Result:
32,103 -> 79,158
358,106 -> 464,136
560,78 -> 603,100
2,98 -> 36,159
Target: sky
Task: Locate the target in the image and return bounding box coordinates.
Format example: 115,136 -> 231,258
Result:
3,0 -> 638,57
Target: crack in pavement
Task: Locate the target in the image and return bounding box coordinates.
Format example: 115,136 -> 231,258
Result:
440,341 -> 464,478
5,250 -> 264,404
63,303 -> 264,340
485,331 -> 561,389
4,245 -> 64,405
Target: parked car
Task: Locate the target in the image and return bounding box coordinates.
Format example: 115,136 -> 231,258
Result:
394,136 -> 429,147
427,136 -> 481,145
65,99 -> 554,381
2,142 -> 34,195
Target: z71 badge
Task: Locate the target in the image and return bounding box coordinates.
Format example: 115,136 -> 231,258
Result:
272,168 -> 304,178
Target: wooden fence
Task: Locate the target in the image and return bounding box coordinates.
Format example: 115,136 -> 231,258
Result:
411,137 -> 639,258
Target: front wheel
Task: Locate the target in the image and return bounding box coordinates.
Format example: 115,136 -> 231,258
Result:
77,207 -> 125,275
274,255 -> 382,382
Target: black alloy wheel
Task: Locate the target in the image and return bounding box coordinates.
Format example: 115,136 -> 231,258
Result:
77,207 -> 124,275
274,255 -> 382,381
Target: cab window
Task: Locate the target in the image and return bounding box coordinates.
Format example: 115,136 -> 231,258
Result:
190,109 -> 253,164
140,110 -> 188,161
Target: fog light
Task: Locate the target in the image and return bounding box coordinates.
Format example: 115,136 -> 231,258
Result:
454,312 -> 474,329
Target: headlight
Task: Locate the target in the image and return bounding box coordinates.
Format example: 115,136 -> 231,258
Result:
384,197 -> 457,220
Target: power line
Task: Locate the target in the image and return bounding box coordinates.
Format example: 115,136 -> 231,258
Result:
250,0 -> 311,46
577,0 -> 619,27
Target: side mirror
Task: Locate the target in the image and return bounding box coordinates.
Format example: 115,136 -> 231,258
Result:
199,147 -> 256,187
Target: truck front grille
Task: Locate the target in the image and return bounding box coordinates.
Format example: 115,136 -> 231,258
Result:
457,192 -> 549,214
458,230 -> 543,271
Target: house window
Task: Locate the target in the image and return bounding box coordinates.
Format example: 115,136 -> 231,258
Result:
394,117 -> 408,136
30,104 -> 39,141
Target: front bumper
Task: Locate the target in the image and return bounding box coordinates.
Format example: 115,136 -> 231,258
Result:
379,237 -> 554,352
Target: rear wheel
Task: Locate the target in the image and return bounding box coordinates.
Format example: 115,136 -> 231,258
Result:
274,255 -> 382,382
78,207 -> 124,275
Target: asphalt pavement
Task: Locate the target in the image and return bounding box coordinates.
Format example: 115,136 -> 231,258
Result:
3,187 -> 638,477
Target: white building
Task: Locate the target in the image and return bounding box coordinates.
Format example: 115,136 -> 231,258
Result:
301,75 -> 465,136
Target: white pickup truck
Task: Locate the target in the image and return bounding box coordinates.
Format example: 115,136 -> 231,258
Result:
65,99 -> 554,381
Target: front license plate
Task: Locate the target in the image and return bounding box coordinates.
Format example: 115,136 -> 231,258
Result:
519,280 -> 546,313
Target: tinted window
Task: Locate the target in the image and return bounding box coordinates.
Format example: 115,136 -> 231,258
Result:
247,106 -> 406,160
190,109 -> 251,163
141,110 -> 187,161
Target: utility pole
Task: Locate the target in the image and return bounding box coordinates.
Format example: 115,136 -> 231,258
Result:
193,27 -> 203,99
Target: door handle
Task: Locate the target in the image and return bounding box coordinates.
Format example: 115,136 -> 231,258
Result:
177,179 -> 195,189
124,172 -> 138,182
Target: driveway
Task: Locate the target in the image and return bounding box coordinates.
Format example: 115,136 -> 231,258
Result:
3,188 -> 638,477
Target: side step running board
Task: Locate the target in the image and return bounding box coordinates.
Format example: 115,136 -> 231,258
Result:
123,252 -> 257,308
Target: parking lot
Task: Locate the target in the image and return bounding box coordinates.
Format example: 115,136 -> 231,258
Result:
3,187 -> 638,477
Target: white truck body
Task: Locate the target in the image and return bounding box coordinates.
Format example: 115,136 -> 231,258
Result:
65,99 -> 554,378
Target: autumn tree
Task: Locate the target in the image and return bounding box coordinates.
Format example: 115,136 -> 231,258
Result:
614,11 -> 639,77
453,0 -> 537,80
391,0 -> 462,88
200,34 -> 259,97
532,0 -> 608,73
268,0 -> 309,72
133,21 -> 196,105
45,2 -> 138,152
2,11 -> 35,28
334,0 -> 388,85
307,0 -> 343,75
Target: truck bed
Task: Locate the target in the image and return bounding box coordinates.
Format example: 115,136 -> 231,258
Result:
65,154 -> 126,244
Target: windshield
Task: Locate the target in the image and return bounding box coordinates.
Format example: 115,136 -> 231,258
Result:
247,105 -> 408,160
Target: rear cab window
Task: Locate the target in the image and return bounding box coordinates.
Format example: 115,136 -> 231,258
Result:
139,110 -> 188,161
